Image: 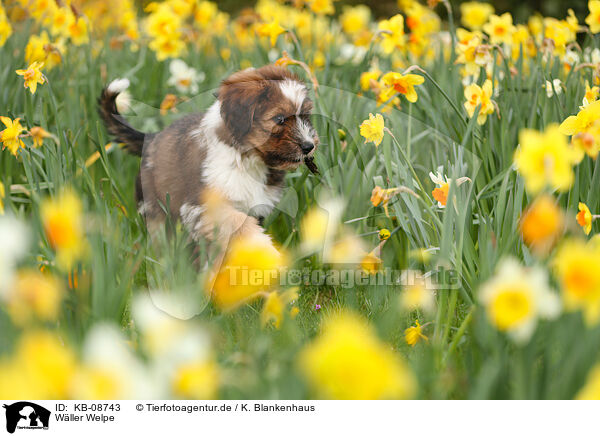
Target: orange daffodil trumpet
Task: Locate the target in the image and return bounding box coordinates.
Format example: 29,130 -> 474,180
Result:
429,171 -> 471,208
463,79 -> 495,125
16,62 -> 46,95
380,72 -> 425,103
577,202 -> 600,235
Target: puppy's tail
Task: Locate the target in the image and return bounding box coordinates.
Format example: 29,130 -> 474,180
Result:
98,78 -> 145,156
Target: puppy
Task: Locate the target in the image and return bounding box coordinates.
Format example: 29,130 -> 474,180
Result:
98,65 -> 319,247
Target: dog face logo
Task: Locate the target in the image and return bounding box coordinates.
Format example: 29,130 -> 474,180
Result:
3,402 -> 50,433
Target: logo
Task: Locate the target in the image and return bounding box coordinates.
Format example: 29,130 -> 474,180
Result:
3,402 -> 50,434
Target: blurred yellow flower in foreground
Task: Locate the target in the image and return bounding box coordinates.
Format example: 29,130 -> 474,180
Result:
577,202 -> 593,235
256,20 -> 286,46
41,190 -> 86,270
519,195 -> 564,255
360,113 -> 385,146
208,235 -> 286,310
405,320 -> 428,346
586,0 -> 600,34
0,330 -> 76,399
299,311 -> 416,399
514,124 -> 578,194
172,360 -> 220,399
460,2 -> 494,30
553,239 -> 600,325
6,270 -> 64,326
464,79 -> 495,125
480,258 -> 560,343
340,5 -> 370,35
0,3 -> 13,47
381,72 -> 425,103
16,61 -> 46,95
1,116 -> 26,156
576,364 -> 600,399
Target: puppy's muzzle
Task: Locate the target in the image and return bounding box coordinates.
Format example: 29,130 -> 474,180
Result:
300,141 -> 315,155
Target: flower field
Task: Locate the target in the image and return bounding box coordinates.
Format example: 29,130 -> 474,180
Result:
2,0 -> 600,400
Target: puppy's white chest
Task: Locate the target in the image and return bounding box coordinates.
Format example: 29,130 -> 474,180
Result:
202,141 -> 282,217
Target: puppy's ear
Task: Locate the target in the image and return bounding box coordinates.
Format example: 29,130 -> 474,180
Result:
219,69 -> 269,144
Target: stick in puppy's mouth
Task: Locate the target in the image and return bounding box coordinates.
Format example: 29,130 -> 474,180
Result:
98,65 -> 319,246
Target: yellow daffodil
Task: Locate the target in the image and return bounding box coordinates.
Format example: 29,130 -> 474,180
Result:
298,311 -> 416,399
514,124 -> 579,194
519,195 -> 564,255
463,79 -> 495,125
560,101 -> 600,159
149,36 -> 185,61
378,14 -> 405,54
460,2 -> 494,30
29,126 -> 53,148
339,5 -> 370,35
577,202 -> 594,235
583,82 -> 600,106
380,72 -> 425,103
309,0 -> 335,15
404,320 -> 428,346
360,69 -> 381,91
480,258 -> 560,343
25,31 -> 62,70
0,5 -> 12,47
207,234 -> 286,310
361,250 -> 382,274
586,0 -> 600,34
68,16 -> 89,46
40,190 -> 87,270
16,61 -> 46,95
483,13 -> 515,45
553,238 -> 600,325
1,117 -> 26,156
256,20 -> 286,46
360,113 -> 385,146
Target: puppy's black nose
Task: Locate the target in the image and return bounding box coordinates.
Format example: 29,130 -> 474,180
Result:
300,141 -> 314,154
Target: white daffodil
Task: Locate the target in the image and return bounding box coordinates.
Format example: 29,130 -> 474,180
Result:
544,79 -> 563,98
0,216 -> 29,297
167,59 -> 205,94
479,258 -> 561,344
72,323 -> 162,399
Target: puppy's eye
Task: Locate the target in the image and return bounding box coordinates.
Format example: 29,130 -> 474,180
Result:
273,114 -> 285,125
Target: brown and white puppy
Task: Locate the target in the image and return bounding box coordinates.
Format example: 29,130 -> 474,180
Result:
98,65 -> 319,246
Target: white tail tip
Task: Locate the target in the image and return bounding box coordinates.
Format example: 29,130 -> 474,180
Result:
107,78 -> 130,94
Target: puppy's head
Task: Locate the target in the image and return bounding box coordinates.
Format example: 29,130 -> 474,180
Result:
218,65 -> 319,171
